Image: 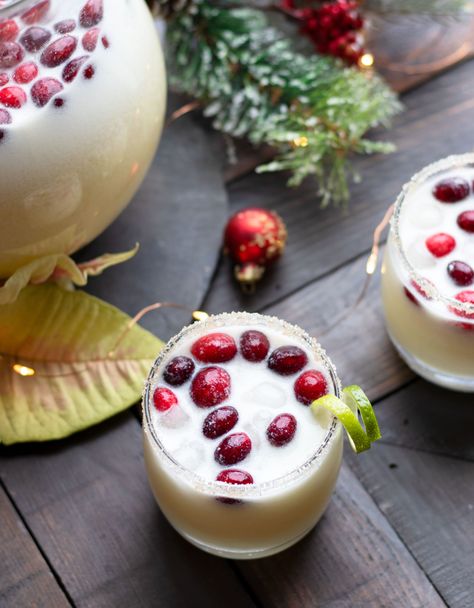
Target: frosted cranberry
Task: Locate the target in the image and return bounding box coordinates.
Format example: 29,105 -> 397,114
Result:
0,20 -> 19,42
82,27 -> 99,51
452,290 -> 474,319
79,0 -> 103,27
41,36 -> 77,67
216,469 -> 253,485
403,286 -> 419,306
0,42 -> 24,68
54,20 -> 76,34
0,86 -> 26,108
268,345 -> 308,375
432,177 -> 470,203
294,370 -> 328,405
153,386 -> 178,412
31,78 -> 63,107
425,233 -> 456,258
20,27 -> 51,52
0,73 -> 8,86
21,1 -> 50,25
0,108 -> 11,123
215,433 -> 251,465
448,261 -> 474,287
62,55 -> 88,82
457,210 -> 474,233
163,356 -> 195,386
191,332 -> 237,363
83,64 -> 95,79
14,62 -> 38,84
203,406 -> 239,439
101,35 -> 109,48
266,413 -> 297,447
53,97 -> 65,107
239,330 -> 270,362
190,366 -> 231,408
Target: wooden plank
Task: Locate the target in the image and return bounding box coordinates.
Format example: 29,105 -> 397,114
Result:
0,414 -> 257,608
204,58 -> 474,314
236,462 -> 445,608
347,442 -> 474,608
0,485 -> 70,608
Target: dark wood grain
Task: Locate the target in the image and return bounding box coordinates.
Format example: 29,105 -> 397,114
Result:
347,443 -> 474,608
0,485 -> 71,608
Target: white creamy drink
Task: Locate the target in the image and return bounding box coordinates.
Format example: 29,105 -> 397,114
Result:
382,154 -> 474,391
0,0 -> 165,276
143,312 -> 343,559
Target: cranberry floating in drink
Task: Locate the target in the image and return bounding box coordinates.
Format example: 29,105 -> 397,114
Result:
143,312 -> 380,558
382,154 -> 474,391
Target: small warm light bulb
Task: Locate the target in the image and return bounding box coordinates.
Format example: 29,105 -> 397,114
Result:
292,136 -> 309,148
12,364 -> 36,377
193,310 -> 209,322
359,53 -> 374,69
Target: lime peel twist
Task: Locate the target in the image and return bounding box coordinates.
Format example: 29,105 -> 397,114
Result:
310,385 -> 381,453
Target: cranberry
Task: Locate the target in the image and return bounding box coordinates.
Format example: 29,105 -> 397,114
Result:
403,286 -> 419,306
432,177 -> 470,203
20,26 -> 51,52
0,130 -> 5,143
411,279 -> 433,300
14,62 -> 38,84
101,35 -> 109,49
452,290 -> 474,320
203,406 -> 239,439
457,210 -> 474,233
0,108 -> 11,124
216,469 -> 253,503
215,433 -> 252,465
191,332 -> 237,363
268,345 -> 308,375
54,20 -> 76,34
53,97 -> 65,107
21,1 -> 50,25
0,20 -> 20,42
163,356 -> 195,386
83,64 -> 95,79
447,261 -> 474,287
41,36 -> 77,68
294,370 -> 328,405
153,386 -> 178,412
190,366 -> 231,408
31,78 -> 63,107
425,233 -> 456,258
79,0 -> 104,28
82,27 -> 99,51
239,330 -> 270,362
0,73 -> 8,86
0,86 -> 26,108
266,414 -> 297,447
62,55 -> 88,82
0,42 -> 24,68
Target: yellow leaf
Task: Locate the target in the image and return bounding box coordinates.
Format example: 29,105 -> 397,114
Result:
0,284 -> 163,444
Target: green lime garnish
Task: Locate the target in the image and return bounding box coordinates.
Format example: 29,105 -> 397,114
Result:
310,385 -> 381,453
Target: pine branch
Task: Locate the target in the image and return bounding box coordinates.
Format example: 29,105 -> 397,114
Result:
166,1 -> 401,205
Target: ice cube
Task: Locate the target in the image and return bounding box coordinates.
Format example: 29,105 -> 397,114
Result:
252,408 -> 273,428
407,203 -> 443,229
160,406 -> 190,429
406,241 -> 436,270
243,423 -> 261,449
245,382 -> 286,409
173,441 -> 204,471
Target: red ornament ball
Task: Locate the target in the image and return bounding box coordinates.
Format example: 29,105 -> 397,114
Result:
223,207 -> 287,287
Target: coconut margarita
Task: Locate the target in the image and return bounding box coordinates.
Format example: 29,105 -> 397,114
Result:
382,154 -> 474,391
143,312 -> 379,559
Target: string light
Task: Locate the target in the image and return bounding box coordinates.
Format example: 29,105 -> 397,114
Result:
292,136 -> 309,148
358,53 -> 374,69
12,364 -> 35,377
192,310 -> 209,322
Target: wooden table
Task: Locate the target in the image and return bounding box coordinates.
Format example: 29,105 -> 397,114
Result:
1,23 -> 474,608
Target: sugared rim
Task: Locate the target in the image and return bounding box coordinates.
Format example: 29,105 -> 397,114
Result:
142,312 -> 342,500
391,153 -> 474,316
0,0 -> 31,17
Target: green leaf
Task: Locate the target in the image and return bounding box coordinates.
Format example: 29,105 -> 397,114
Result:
0,284 -> 163,445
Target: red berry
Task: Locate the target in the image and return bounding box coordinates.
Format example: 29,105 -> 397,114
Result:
191,332 -> 237,363
79,0 -> 104,28
31,77 -> 63,107
41,36 -> 77,67
0,86 -> 26,108
411,279 -> 433,300
153,386 -> 178,412
0,73 -> 8,86
452,290 -> 474,319
190,366 -> 231,408
62,55 -> 88,82
53,97 -> 65,107
0,42 -> 24,68
0,108 -> 11,124
82,27 -> 99,51
14,62 -> 38,84
0,129 -> 5,143
20,26 -> 51,52
294,370 -> 328,405
21,1 -> 50,25
266,414 -> 297,447
425,233 -> 456,258
83,63 -> 95,79
163,356 -> 195,386
0,20 -> 20,42
432,177 -> 470,203
457,210 -> 474,233
239,330 -> 270,362
203,406 -> 239,439
101,35 -> 109,48
216,469 -> 253,504
215,433 -> 252,465
404,287 -> 419,305
268,345 -> 308,375
54,20 -> 76,34
448,261 -> 474,287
